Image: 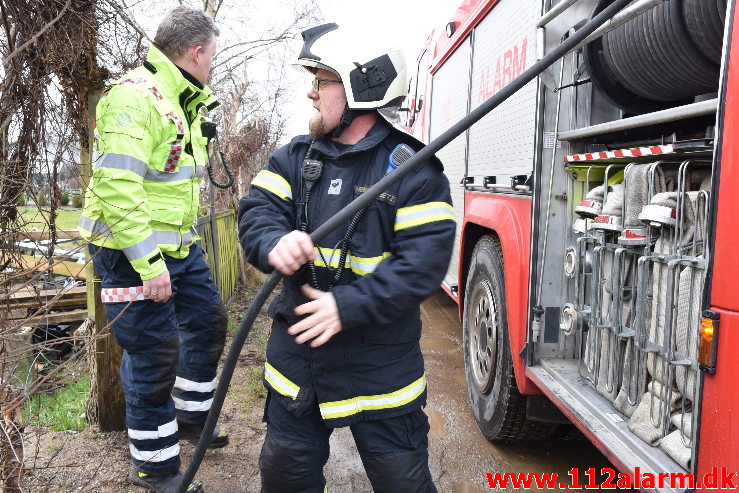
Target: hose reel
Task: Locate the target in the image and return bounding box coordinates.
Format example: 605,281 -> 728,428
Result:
584,0 -> 726,114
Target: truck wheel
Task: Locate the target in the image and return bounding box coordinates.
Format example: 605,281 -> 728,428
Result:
463,236 -> 557,442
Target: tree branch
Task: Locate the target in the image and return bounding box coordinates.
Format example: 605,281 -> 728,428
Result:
2,0 -> 72,65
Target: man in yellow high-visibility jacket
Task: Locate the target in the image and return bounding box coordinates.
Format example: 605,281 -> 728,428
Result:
79,7 -> 227,493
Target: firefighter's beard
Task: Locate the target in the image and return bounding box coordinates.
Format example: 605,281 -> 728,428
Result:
308,112 -> 327,139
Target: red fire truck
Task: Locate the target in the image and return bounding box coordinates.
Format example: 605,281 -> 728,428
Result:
406,0 -> 738,490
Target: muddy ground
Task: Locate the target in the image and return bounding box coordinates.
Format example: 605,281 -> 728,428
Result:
22,282 -> 617,492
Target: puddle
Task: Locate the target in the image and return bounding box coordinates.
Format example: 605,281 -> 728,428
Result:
451,481 -> 487,493
427,408 -> 447,440
421,336 -> 458,352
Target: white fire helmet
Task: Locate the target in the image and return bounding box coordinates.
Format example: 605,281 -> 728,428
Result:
294,23 -> 408,111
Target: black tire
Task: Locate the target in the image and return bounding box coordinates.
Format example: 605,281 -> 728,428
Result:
463,236 -> 557,442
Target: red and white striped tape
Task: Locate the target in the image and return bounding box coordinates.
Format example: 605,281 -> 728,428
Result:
564,145 -> 675,163
101,286 -> 145,303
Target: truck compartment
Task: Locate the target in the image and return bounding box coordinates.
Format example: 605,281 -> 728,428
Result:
528,0 -> 726,482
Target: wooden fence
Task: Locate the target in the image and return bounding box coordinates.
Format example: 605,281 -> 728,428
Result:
196,208 -> 240,301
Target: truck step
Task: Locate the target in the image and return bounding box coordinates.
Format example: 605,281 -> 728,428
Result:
527,358 -> 685,493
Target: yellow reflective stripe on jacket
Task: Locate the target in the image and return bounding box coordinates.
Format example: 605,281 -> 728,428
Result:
394,202 -> 455,232
252,170 -> 292,201
264,362 -> 300,400
312,247 -> 392,275
318,375 -> 426,420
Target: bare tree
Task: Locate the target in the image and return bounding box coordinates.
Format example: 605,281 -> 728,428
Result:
202,0 -> 321,208
0,0 -> 321,488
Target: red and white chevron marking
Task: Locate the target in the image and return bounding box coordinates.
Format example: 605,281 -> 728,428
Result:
564,145 -> 675,163
101,286 -> 145,303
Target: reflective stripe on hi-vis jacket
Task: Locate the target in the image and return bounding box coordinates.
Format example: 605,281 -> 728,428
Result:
251,170 -> 293,201
264,361 -> 300,400
318,375 -> 427,420
394,202 -> 456,232
312,247 -> 393,276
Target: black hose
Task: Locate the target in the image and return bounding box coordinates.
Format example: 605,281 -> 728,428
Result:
207,150 -> 234,189
178,0 -> 634,489
589,0 -> 722,111
683,0 -> 725,64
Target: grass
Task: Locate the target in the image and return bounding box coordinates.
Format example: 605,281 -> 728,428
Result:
18,206 -> 82,231
228,368 -> 268,417
225,293 -> 270,417
254,326 -> 269,361
23,374 -> 90,431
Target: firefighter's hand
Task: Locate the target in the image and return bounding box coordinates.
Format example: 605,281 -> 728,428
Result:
143,269 -> 172,303
289,285 -> 343,347
268,231 -> 316,275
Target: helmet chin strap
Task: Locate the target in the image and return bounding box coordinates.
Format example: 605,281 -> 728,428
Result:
329,104 -> 356,139
329,104 -> 373,139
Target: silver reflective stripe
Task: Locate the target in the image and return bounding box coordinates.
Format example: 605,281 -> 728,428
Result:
145,166 -> 196,182
80,215 -> 193,250
78,215 -> 113,238
152,230 -> 194,247
172,396 -> 213,412
196,165 -> 205,179
153,231 -> 180,245
122,234 -> 157,261
96,153 -> 148,177
129,443 -> 180,462
174,376 -> 217,393
127,419 -> 178,441
349,254 -> 390,275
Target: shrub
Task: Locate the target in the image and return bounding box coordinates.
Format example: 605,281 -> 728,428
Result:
17,193 -> 26,206
60,193 -> 70,206
37,191 -> 47,207
72,195 -> 84,208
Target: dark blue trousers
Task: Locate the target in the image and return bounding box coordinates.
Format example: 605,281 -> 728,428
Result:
90,243 -> 227,474
260,392 -> 437,492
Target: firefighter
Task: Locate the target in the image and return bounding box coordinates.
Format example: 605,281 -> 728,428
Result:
238,23 -> 456,492
78,7 -> 228,493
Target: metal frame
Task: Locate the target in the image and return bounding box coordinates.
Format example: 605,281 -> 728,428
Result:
558,99 -> 718,141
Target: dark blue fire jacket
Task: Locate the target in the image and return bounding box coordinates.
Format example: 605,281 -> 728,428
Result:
237,121 -> 455,427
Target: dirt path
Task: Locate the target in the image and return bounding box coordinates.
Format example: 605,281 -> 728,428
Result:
23,282 -> 270,492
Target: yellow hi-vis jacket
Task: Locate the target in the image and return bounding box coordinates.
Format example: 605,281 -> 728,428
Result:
79,45 -> 220,280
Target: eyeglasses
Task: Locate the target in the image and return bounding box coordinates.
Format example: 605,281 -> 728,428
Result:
312,77 -> 342,91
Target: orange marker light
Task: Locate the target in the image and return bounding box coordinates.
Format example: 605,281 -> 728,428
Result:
699,312 -> 719,374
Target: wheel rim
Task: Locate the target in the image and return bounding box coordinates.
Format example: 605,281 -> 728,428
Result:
468,278 -> 498,393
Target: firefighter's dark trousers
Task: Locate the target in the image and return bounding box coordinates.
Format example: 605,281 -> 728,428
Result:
90,244 -> 227,474
260,392 -> 438,493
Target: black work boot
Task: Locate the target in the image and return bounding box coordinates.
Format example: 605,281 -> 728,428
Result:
128,469 -> 204,493
178,421 -> 229,449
